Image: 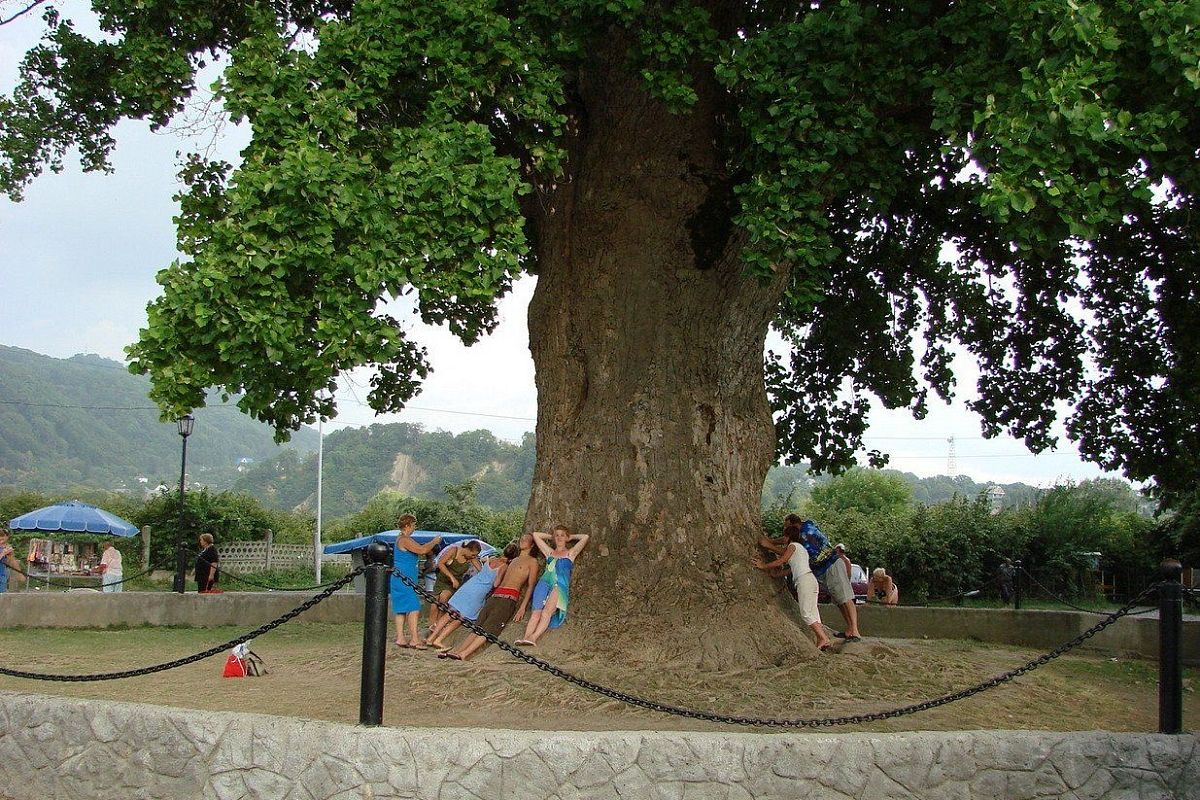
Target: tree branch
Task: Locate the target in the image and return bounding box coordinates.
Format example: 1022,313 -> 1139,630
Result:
0,0 -> 47,27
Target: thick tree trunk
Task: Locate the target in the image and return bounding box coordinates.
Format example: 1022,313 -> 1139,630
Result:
525,40 -> 813,667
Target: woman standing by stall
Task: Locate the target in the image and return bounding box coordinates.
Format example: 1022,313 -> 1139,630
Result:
98,540 -> 123,593
391,514 -> 442,649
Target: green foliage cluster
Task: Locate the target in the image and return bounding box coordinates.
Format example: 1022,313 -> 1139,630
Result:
0,346 -> 317,492
763,465 -> 1047,512
2,1 -> 1193,525
778,476 -> 1158,602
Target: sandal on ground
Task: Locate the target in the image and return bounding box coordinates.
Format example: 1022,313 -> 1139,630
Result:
833,631 -> 847,639
437,651 -> 451,659
393,641 -> 411,649
819,644 -> 834,652
411,643 -> 430,651
446,653 -> 464,661
845,636 -> 863,643
515,639 -> 535,647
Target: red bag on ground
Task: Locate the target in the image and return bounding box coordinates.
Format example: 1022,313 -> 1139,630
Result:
222,653 -> 246,678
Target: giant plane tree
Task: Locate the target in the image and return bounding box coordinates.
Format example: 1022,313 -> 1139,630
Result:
3,0 -> 1197,661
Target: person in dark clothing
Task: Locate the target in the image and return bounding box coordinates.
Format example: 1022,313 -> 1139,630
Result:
997,558 -> 1016,604
195,533 -> 220,592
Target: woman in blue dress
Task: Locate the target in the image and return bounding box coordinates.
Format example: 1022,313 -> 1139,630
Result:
391,514 -> 442,649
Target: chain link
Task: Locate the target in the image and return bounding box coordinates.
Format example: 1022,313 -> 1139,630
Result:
1019,566 -> 1156,615
391,566 -> 1161,728
0,569 -> 362,682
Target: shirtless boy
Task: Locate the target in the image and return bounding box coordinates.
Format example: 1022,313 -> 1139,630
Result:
441,533 -> 540,661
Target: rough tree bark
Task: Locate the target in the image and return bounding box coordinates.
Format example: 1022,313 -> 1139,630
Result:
525,38 -> 814,667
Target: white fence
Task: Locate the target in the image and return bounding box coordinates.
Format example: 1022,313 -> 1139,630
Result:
220,540 -> 350,572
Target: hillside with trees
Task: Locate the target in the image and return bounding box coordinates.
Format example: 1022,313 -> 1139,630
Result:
0,346 -> 318,492
234,423 -> 537,518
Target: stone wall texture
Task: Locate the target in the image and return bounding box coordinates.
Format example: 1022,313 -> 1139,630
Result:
0,691 -> 1195,799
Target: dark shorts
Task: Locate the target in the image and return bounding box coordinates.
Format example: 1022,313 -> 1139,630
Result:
475,595 -> 518,638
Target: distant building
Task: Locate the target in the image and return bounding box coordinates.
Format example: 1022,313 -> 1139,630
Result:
236,457 -> 255,473
986,485 -> 1006,515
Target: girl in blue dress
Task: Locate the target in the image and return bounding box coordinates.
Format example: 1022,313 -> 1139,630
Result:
516,525 -> 589,646
391,514 -> 442,649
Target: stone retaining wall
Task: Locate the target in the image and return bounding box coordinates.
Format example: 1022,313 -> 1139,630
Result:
3,592 -> 1196,664
0,692 -> 1194,799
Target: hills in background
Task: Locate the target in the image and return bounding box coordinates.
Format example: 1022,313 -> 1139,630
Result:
0,346 -> 318,491
234,423 -> 537,517
236,426 -> 1054,519
1,345 -> 1116,519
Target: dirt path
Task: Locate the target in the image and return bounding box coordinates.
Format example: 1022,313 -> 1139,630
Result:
0,623 -> 1194,733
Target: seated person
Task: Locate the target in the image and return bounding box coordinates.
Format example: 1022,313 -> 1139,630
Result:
870,567 -> 899,606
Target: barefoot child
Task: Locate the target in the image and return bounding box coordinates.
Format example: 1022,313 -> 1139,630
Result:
441,534 -> 540,662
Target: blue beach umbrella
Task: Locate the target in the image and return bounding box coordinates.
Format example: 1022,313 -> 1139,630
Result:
7,501 -> 140,537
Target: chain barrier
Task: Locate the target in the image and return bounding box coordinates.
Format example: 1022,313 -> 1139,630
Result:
5,560 -> 166,590
0,569 -> 361,682
390,566 -> 1161,728
1019,567 -> 1156,616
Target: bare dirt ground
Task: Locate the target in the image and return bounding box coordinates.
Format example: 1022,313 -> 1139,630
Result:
0,623 -> 1195,733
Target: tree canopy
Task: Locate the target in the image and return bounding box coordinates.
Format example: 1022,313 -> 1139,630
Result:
3,0 -> 1197,513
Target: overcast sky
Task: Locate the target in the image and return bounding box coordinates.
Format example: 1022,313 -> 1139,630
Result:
0,11 -> 1123,487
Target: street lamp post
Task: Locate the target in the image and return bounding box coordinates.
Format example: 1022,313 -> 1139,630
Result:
173,414 -> 195,594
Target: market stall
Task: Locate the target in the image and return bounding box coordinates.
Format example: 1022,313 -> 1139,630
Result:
7,501 -> 140,591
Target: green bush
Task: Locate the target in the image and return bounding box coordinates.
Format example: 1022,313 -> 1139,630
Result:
795,479 -> 1156,604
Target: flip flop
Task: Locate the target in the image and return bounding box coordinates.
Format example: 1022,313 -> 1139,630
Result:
446,653 -> 464,661
393,642 -> 411,649
819,644 -> 834,652
833,631 -> 847,639
515,639 -> 535,647
845,636 -> 863,644
411,643 -> 430,651
437,651 -> 451,659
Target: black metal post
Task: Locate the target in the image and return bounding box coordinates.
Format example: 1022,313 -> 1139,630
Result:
359,541 -> 391,726
172,418 -> 193,594
1013,560 -> 1023,610
1158,559 -> 1183,735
